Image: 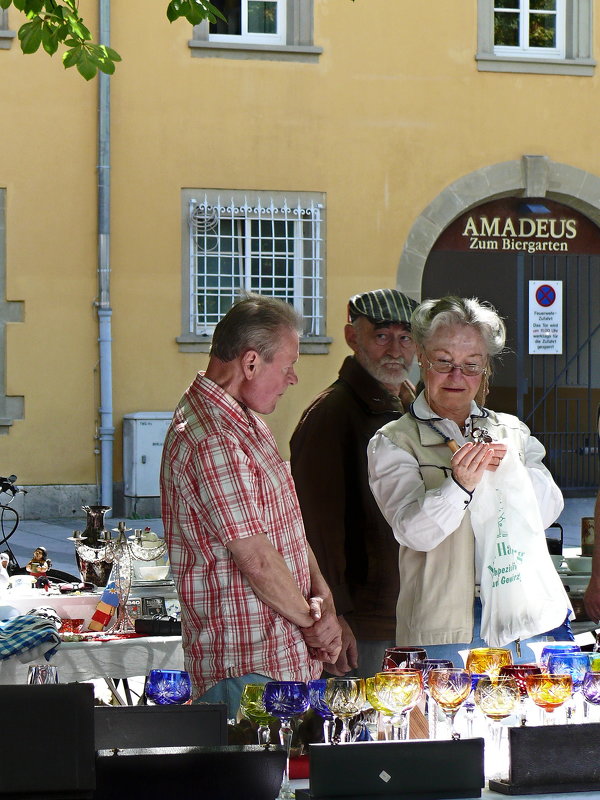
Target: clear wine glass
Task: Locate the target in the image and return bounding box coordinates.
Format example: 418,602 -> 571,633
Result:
372,669 -> 423,740
428,668 -> 471,740
324,677 -> 366,744
525,672 -> 573,724
462,673 -> 485,738
263,681 -> 309,800
144,669 -> 191,705
499,664 -> 541,725
465,647 -> 513,680
307,679 -> 334,744
382,646 -> 427,671
474,675 -> 520,780
239,683 -> 274,745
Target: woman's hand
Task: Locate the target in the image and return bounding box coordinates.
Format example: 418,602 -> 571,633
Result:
485,442 -> 507,472
450,442 -> 495,492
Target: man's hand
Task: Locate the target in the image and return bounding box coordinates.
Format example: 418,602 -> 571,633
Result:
322,616 -> 358,676
301,605 -> 342,663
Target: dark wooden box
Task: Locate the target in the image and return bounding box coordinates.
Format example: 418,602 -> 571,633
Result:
296,738 -> 485,800
490,723 -> 600,795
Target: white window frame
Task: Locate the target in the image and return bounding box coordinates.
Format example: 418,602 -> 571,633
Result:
0,9 -> 16,50
209,0 -> 287,46
189,0 -> 322,62
178,189 -> 331,354
493,0 -> 565,59
476,0 -> 595,76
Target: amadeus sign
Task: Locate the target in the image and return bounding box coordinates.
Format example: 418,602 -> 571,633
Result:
433,197 -> 600,256
462,215 -> 576,253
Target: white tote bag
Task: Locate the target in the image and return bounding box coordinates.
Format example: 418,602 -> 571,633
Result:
469,444 -> 572,648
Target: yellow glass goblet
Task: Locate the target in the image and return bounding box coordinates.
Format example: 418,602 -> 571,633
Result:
239,683 -> 275,745
465,647 -> 513,680
372,669 -> 423,740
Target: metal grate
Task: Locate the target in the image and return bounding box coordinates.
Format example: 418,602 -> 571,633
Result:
189,192 -> 324,336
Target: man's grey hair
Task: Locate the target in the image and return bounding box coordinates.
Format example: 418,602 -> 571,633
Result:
211,293 -> 304,363
411,296 -> 506,357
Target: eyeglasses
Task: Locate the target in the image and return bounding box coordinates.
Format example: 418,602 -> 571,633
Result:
422,354 -> 487,377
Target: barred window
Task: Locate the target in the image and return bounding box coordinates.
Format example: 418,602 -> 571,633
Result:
179,190 -> 329,353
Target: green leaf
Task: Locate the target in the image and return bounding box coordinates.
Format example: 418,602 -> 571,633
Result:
12,0 -> 26,10
41,21 -> 59,54
76,50 -> 97,80
64,11 -> 90,40
166,1 -> 182,23
97,57 -> 115,75
202,1 -> 226,23
23,0 -> 44,13
18,18 -> 43,53
62,44 -> 81,67
0,0 -> 12,10
104,46 -> 121,62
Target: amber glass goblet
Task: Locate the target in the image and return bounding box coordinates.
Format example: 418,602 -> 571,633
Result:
428,668 -> 471,739
372,669 -> 423,740
465,647 -> 513,680
525,672 -> 573,724
474,675 -> 520,780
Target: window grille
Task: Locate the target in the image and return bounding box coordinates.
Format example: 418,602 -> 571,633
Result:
188,192 -> 324,337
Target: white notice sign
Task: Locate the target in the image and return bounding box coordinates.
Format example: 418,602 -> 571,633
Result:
529,280 -> 563,355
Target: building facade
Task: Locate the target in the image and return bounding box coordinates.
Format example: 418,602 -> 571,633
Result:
1,0 -> 598,516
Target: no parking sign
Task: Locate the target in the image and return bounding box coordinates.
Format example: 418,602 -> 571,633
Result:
529,280 -> 562,354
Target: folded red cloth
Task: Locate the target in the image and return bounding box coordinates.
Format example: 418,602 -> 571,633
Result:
289,754 -> 309,780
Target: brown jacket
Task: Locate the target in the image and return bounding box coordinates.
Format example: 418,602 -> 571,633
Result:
290,356 -> 404,640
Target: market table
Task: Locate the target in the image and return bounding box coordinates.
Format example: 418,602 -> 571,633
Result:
0,634 -> 184,703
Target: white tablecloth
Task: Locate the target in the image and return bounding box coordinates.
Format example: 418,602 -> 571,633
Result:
0,634 -> 184,684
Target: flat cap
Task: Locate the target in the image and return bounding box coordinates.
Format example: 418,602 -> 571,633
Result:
348,288 -> 418,325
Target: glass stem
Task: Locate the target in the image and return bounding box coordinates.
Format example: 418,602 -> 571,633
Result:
340,717 -> 351,743
257,724 -> 270,746
278,718 -> 293,797
322,718 -> 332,744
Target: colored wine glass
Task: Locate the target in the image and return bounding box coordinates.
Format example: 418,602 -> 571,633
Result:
307,679 -> 334,744
239,683 -> 274,745
582,671 -> 600,720
547,651 -> 590,722
428,668 -> 471,739
382,645 -> 427,671
144,669 -> 191,705
525,672 -> 573,724
474,675 -> 520,780
372,669 -> 423,740
465,647 -> 513,680
263,681 -> 309,800
324,677 -> 366,743
538,642 -> 580,671
499,663 -> 542,724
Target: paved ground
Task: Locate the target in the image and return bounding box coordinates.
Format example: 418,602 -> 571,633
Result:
0,497 -> 595,577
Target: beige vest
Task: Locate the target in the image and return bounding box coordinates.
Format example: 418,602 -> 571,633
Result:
379,410 -> 526,645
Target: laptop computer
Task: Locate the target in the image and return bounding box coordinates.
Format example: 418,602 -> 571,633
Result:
295,739 -> 485,800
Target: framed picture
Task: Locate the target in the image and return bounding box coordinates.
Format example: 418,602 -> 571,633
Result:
165,598 -> 181,620
126,597 -> 142,620
141,596 -> 166,617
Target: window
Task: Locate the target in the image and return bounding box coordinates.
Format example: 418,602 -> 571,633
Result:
0,9 -> 16,50
0,189 -> 24,432
209,0 -> 286,45
178,190 -> 330,353
477,0 -> 595,75
494,0 -> 565,58
189,0 -> 322,62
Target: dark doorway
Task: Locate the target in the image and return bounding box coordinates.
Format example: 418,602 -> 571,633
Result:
422,197 -> 600,495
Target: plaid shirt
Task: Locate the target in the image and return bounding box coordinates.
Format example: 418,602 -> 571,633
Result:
160,373 -> 321,696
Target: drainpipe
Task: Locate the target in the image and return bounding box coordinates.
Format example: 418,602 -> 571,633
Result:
97,0 -> 114,513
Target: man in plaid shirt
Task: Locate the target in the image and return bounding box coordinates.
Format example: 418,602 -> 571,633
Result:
161,294 -> 342,716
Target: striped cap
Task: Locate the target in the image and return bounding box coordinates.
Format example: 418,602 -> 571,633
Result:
348,289 -> 418,325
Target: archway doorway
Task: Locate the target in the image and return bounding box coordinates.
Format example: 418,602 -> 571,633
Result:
422,196 -> 600,495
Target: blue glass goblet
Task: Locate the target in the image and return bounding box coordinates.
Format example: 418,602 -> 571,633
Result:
144,669 -> 192,705
307,678 -> 334,744
548,651 -> 590,722
264,681 -> 309,800
539,642 -> 580,671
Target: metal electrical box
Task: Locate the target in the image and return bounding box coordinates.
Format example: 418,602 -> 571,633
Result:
123,412 -> 173,498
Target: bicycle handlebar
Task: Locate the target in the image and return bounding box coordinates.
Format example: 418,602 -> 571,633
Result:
0,475 -> 27,496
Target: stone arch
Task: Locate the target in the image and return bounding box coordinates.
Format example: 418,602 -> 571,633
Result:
397,155 -> 600,300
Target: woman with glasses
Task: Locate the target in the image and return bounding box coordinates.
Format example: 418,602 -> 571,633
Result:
367,296 -> 570,663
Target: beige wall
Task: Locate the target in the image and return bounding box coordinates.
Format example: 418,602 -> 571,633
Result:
1,0 -> 600,492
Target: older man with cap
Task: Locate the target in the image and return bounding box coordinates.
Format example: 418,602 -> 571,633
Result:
290,288 -> 417,677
